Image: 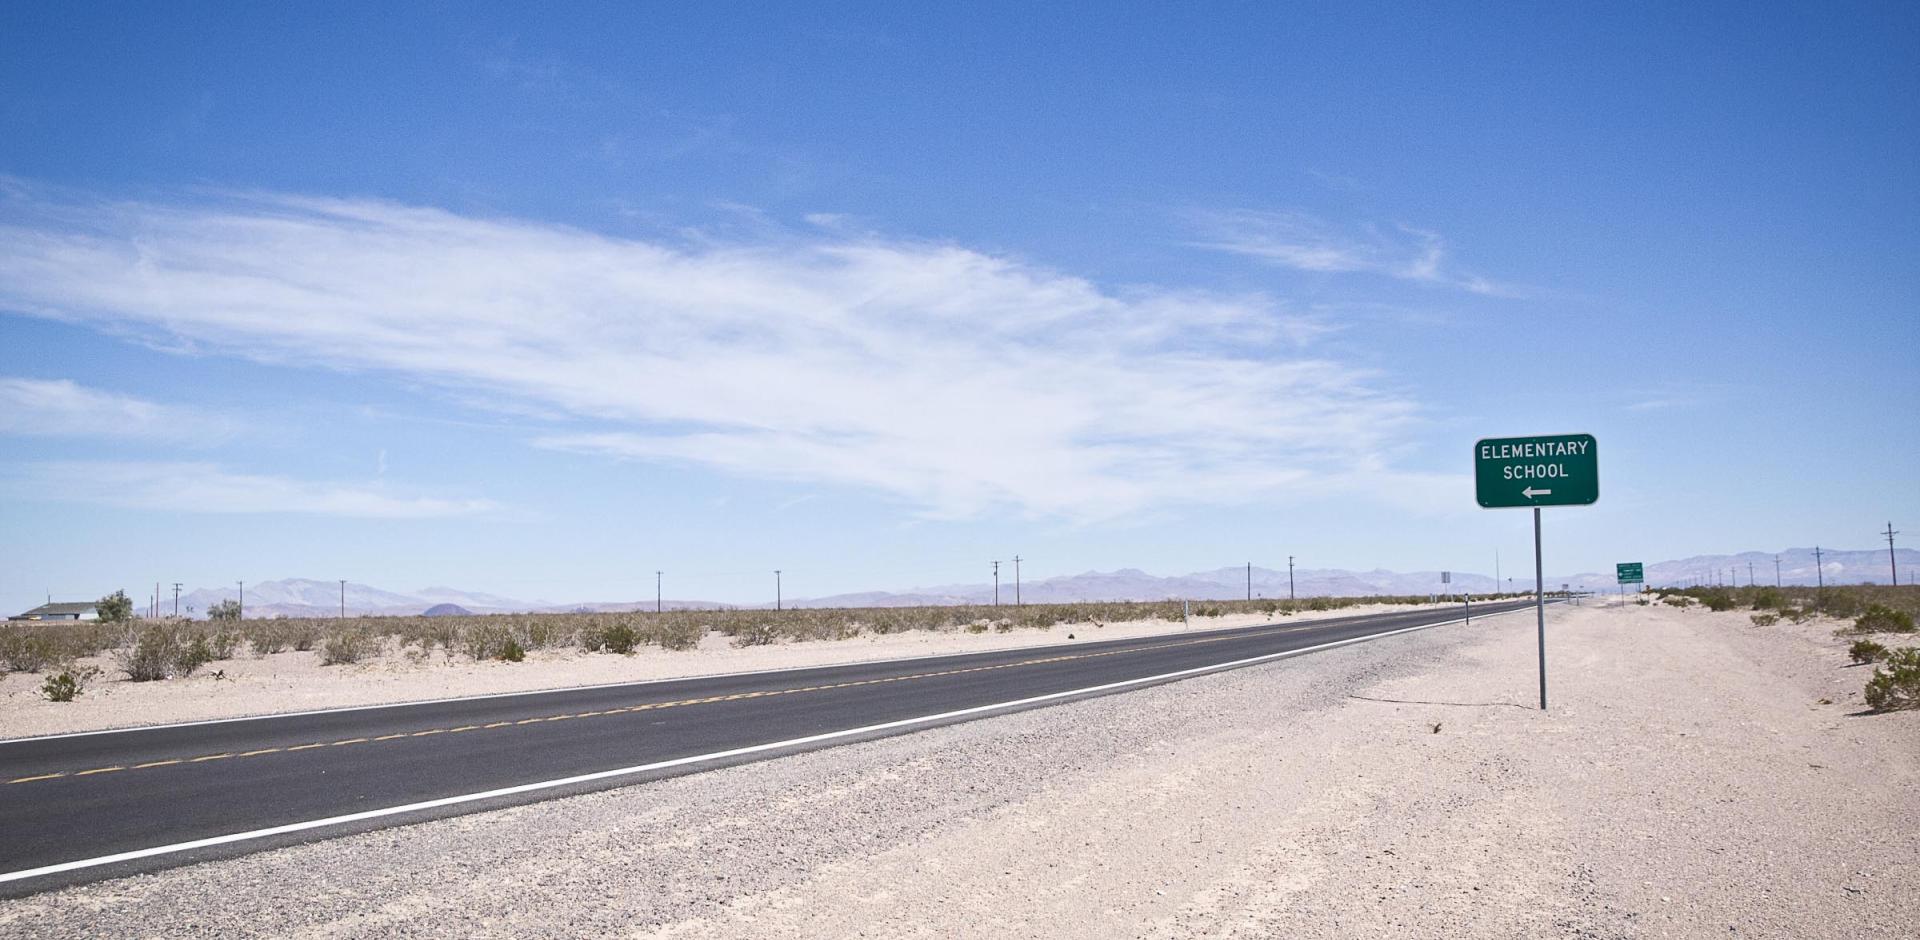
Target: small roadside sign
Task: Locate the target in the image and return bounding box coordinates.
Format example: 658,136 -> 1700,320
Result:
1441,571 -> 1451,584
1616,562 -> 1643,584
1474,434 -> 1598,508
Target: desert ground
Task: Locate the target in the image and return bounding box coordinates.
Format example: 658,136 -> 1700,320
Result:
0,602 -> 1448,739
1,597 -> 1912,938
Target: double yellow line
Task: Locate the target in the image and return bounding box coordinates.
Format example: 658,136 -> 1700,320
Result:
6,619 -> 1334,787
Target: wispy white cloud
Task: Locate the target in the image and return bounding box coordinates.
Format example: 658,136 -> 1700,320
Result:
1187,209 -> 1527,298
0,188 -> 1431,520
0,377 -> 240,442
6,460 -> 498,519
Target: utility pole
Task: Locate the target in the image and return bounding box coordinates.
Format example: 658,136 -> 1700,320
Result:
1813,547 -> 1825,611
1013,555 -> 1022,606
1886,522 -> 1901,586
992,561 -> 1001,607
656,571 -> 662,613
171,582 -> 181,618
1288,555 -> 1295,601
237,581 -> 244,621
1774,555 -> 1781,588
774,570 -> 782,612
1246,562 -> 1252,602
1748,561 -> 1754,588
339,579 -> 347,618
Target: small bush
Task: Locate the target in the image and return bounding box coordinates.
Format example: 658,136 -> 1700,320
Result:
966,621 -> 989,634
1751,587 -> 1785,611
1850,639 -> 1888,665
1662,595 -> 1693,608
1863,647 -> 1920,711
321,631 -> 370,665
1855,605 -> 1916,634
1749,613 -> 1779,627
1700,590 -> 1736,612
460,623 -> 513,661
498,637 -> 525,662
730,622 -> 780,648
41,666 -> 99,702
0,630 -> 62,673
207,598 -> 242,622
116,626 -> 205,681
647,621 -> 703,651
583,620 -> 639,654
207,629 -> 242,660
247,622 -> 288,655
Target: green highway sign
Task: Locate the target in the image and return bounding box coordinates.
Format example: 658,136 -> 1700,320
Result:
1616,562 -> 1643,584
1474,433 -> 1598,508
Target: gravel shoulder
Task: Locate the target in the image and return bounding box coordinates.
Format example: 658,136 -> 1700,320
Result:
0,602 -> 1442,740
1,601 -> 1912,938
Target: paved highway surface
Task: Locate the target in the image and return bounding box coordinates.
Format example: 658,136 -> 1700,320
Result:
0,599 -> 1543,893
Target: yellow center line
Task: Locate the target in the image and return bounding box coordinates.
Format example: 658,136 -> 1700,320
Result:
7,616 -> 1417,786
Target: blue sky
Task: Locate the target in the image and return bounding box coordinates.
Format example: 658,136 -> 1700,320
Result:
1,2 -> 1915,610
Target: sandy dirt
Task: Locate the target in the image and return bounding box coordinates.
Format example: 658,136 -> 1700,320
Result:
1,600 -> 1913,938
0,602 -> 1449,739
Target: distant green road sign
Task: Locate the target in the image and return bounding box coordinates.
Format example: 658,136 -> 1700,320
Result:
1474,434 -> 1598,508
1616,562 -> 1643,584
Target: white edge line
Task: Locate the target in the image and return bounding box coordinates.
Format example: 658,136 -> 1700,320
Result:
0,610 -> 1504,886
1,602 -> 1496,745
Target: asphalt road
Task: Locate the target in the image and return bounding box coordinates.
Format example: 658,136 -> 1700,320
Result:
0,599 -> 1543,893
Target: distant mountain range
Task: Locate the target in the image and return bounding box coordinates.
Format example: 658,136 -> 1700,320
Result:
139,545 -> 1915,619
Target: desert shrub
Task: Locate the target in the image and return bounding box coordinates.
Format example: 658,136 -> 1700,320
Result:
1662,595 -> 1693,608
1863,647 -> 1920,711
207,598 -> 241,622
1823,592 -> 1863,619
645,620 -> 703,651
460,623 -> 513,661
520,618 -> 564,650
288,623 -> 321,652
96,590 -> 134,623
1751,587 -> 1786,611
1855,605 -> 1916,634
246,622 -> 288,655
1749,613 -> 1779,627
966,621 -> 989,634
0,630 -> 62,673
116,625 -> 205,681
1781,607 -> 1812,624
207,629 -> 242,660
1699,590 -> 1736,612
497,637 -> 525,662
178,632 -> 214,674
1849,639 -> 1888,664
730,622 -> 781,648
41,665 -> 99,702
321,631 -> 370,665
583,619 -> 640,654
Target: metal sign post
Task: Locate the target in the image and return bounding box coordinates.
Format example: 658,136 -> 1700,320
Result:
1475,434 -> 1599,711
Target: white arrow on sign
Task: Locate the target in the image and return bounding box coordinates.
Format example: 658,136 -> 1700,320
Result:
1522,486 -> 1552,499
